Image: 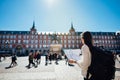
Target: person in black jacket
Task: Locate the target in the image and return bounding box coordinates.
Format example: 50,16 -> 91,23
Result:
9,53 -> 17,67
36,50 -> 41,65
26,52 -> 35,68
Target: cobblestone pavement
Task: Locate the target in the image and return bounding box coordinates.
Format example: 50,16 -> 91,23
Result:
0,56 -> 120,80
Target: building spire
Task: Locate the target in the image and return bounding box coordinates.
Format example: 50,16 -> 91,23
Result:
32,21 -> 35,29
71,22 -> 74,30
69,22 -> 75,34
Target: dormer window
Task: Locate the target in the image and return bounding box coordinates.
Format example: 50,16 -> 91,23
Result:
32,31 -> 34,34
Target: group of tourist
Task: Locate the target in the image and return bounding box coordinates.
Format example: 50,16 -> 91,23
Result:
26,50 -> 59,68
7,50 -> 60,69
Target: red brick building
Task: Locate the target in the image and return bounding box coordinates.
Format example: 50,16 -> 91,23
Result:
0,22 -> 120,55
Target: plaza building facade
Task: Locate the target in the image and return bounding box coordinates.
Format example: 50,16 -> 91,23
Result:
0,22 -> 120,56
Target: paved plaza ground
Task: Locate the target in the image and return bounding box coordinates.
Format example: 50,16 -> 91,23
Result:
0,56 -> 120,80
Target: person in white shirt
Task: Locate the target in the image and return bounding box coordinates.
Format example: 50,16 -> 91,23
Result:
69,31 -> 93,80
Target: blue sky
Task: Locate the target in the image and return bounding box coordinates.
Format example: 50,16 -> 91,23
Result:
0,0 -> 120,32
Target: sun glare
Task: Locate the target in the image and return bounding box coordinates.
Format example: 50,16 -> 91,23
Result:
44,0 -> 59,9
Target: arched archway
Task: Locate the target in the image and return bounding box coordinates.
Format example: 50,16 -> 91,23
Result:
15,45 -> 23,56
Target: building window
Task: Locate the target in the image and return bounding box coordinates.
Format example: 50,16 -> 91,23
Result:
64,36 -> 66,39
72,45 -> 74,48
72,40 -> 74,44
18,35 -> 21,39
31,40 -> 34,44
26,40 -> 29,44
10,40 -> 13,44
23,40 -> 25,43
2,40 -> 5,43
52,40 -> 55,44
39,45 -> 42,48
68,45 -> 71,48
72,36 -> 74,39
32,31 -> 34,34
27,35 -> 29,39
61,40 -> 63,43
77,40 -> 79,43
26,45 -> 29,48
99,36 -> 101,39
3,35 -> 5,38
105,41 -> 107,44
40,35 -> 42,39
13,40 -> 16,43
23,35 -> 26,39
68,36 -> 71,39
102,36 -> 104,39
60,35 -> 63,39
68,40 -> 71,44
64,45 -> 67,48
31,35 -> 34,39
35,45 -> 38,48
64,40 -> 66,44
43,45 -> 46,47
44,36 -> 46,39
31,45 -> 33,48
35,40 -> 38,43
10,35 -> 13,39
76,36 -> 79,39
40,40 -> 42,43
48,36 -> 51,39
36,35 -> 38,39
108,36 -> 110,39
10,45 -> 12,48
1,45 -> 4,48
13,35 -> 15,38
18,40 -> 21,43
43,40 -> 46,44
6,35 -> 9,39
48,40 -> 51,44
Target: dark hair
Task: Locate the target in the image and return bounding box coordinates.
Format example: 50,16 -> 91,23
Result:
81,31 -> 93,51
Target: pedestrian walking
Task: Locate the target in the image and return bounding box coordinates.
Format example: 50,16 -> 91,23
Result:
54,53 -> 58,65
48,52 -> 52,64
9,53 -> 17,67
26,52 -> 35,68
33,51 -> 37,63
44,50 -> 49,66
36,50 -> 41,65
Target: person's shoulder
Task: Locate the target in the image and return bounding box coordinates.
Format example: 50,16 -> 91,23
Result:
82,44 -> 89,49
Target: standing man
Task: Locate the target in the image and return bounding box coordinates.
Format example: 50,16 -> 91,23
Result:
36,50 -> 41,65
54,53 -> 58,65
44,50 -> 49,66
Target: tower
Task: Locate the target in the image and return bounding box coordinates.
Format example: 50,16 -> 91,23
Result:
30,21 -> 37,34
69,22 -> 75,35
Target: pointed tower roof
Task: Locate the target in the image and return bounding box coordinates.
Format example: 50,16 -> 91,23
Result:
30,21 -> 37,34
69,22 -> 75,35
71,22 -> 75,31
31,21 -> 35,29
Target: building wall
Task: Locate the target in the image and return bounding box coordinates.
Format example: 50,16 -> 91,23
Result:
0,27 -> 120,55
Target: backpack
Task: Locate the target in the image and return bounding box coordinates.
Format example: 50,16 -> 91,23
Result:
87,47 -> 115,80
